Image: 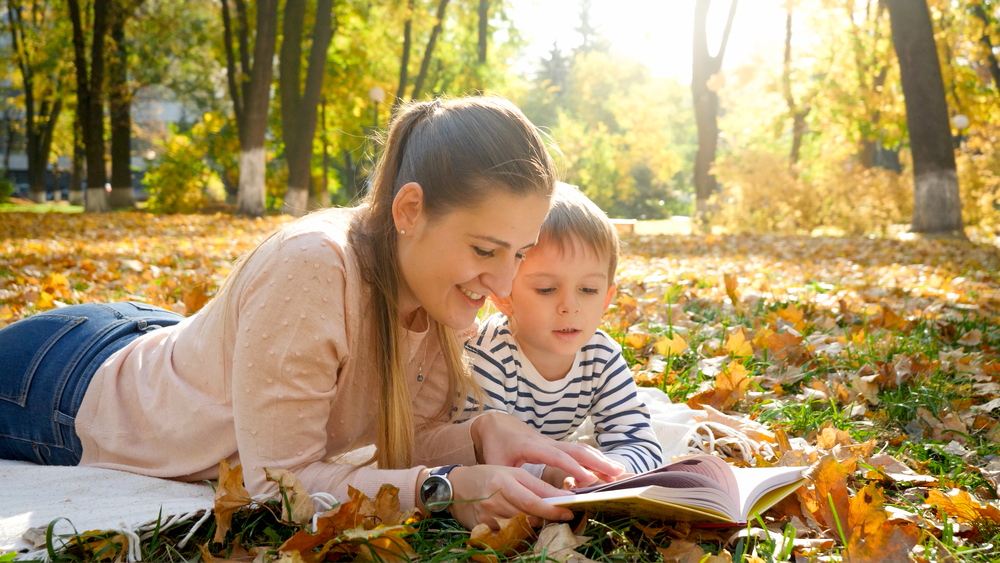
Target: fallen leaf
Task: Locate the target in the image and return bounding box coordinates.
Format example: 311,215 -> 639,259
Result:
265,467 -> 316,525
532,523 -> 597,563
724,329 -> 753,357
653,333 -> 689,356
214,460 -> 252,543
467,513 -> 535,562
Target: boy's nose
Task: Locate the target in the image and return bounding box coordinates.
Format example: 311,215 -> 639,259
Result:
559,296 -> 579,314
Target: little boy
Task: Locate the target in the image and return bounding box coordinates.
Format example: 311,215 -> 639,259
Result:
464,183 -> 662,486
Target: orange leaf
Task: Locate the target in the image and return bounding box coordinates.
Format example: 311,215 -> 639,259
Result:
925,488 -> 1000,523
466,513 -> 535,562
213,460 -> 252,543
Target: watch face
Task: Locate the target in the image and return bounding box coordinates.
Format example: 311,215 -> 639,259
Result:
421,475 -> 453,513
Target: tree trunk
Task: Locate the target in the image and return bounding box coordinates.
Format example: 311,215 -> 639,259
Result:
70,112 -> 84,205
394,0 -> 416,109
222,0 -> 279,217
280,0 -> 335,216
68,0 -> 111,212
782,6 -> 809,168
478,0 -> 488,64
691,0 -> 738,219
411,0 -> 450,101
108,14 -> 134,209
885,0 -> 963,235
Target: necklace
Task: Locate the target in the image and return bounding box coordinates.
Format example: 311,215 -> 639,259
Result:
416,337 -> 429,382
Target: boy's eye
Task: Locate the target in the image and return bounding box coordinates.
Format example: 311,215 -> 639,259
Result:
535,288 -> 555,295
580,288 -> 599,295
473,246 -> 495,258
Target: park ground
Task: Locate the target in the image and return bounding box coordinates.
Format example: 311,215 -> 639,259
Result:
2,211 -> 1000,563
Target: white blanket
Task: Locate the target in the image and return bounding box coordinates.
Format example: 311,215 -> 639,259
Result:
1,388 -> 744,561
0,461 -> 215,561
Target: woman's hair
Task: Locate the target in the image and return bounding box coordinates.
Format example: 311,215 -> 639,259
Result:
349,96 -> 557,469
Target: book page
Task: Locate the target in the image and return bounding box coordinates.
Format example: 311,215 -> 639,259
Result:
733,466 -> 808,521
659,456 -> 739,506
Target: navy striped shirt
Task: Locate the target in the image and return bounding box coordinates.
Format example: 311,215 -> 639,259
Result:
461,313 -> 662,474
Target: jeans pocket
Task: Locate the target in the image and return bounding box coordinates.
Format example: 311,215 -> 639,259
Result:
0,314 -> 85,406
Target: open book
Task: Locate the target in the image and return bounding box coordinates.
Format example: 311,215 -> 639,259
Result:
546,455 -> 808,525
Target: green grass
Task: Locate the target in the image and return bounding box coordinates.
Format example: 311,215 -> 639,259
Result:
0,202 -> 84,213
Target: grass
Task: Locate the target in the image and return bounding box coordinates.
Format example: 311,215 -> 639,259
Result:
0,202 -> 84,213
3,215 -> 1000,562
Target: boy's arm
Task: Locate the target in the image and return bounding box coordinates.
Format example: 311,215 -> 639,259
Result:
588,346 -> 663,474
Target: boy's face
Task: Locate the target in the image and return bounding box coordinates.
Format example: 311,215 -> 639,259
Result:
497,236 -> 616,378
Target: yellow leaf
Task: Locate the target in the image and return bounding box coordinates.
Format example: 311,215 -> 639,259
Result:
752,327 -> 774,349
37,291 -> 55,311
724,329 -> 753,357
653,333 -> 688,356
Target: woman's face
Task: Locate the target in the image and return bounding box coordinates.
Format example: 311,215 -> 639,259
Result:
396,187 -> 552,330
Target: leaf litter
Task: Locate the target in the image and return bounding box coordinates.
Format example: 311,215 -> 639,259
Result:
3,213 -> 1000,562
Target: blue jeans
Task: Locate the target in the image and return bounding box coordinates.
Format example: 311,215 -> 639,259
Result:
0,302 -> 184,465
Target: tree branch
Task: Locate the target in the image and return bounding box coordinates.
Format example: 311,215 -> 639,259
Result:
221,0 -> 243,122
395,0 -> 416,107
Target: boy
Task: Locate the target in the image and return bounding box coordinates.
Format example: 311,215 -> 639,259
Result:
464,184 -> 662,486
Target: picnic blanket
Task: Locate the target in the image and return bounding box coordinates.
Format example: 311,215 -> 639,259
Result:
0,388 -> 765,561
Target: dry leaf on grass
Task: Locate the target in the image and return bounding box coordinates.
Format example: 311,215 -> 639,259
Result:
466,513 -> 535,563
844,484 -> 921,563
214,460 -> 252,543
265,467 -> 316,525
532,523 -> 597,563
658,540 -> 733,563
278,485 -> 418,562
925,488 -> 1000,524
687,361 -> 751,411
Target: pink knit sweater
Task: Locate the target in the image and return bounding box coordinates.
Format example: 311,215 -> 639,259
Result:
75,209 -> 478,509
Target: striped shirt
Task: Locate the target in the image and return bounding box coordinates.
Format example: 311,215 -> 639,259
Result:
461,313 -> 662,474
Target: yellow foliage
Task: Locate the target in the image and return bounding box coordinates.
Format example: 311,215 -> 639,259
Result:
711,151 -> 912,235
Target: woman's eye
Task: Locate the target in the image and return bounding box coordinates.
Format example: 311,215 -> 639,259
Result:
515,252 -> 526,261
535,288 -> 555,295
473,246 -> 495,258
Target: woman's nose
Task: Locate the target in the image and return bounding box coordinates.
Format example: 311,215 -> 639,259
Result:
482,257 -> 519,298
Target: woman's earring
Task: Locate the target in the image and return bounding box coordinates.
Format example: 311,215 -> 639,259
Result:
400,229 -> 406,235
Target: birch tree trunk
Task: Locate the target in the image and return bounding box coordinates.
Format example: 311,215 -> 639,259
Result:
885,0 -> 963,235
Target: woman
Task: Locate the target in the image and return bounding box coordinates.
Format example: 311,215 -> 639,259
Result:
0,97 -> 623,529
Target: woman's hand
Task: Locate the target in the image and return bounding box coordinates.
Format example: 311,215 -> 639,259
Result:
445,465 -> 575,529
470,412 -> 625,487
541,465 -> 575,489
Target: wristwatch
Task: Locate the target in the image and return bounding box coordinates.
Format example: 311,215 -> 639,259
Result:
419,464 -> 460,516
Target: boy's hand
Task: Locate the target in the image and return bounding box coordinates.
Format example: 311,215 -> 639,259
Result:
541,465 -> 576,489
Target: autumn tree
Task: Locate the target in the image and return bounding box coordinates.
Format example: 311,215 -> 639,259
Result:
68,0 -> 111,212
7,0 -> 67,203
886,0 -> 964,234
691,0 -> 738,218
221,0 -> 279,217
279,0 -> 335,216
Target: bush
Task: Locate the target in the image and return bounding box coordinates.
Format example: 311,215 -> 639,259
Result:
0,176 -> 14,203
144,123 -> 226,214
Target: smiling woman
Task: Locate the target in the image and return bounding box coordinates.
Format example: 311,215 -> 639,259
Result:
0,96 -> 625,532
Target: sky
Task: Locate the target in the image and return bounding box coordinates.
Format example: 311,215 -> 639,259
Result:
508,0 -> 789,85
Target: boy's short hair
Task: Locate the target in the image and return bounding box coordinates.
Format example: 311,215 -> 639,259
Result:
536,182 -> 620,282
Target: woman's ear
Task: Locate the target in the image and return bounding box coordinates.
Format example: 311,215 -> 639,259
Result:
392,182 -> 424,235
490,294 -> 515,317
603,282 -> 617,311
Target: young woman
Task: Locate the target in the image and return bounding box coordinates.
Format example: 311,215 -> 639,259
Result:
0,97 -> 623,530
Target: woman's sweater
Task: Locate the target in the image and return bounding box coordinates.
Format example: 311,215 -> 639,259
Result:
75,209 -> 477,509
